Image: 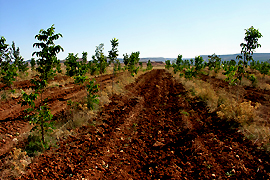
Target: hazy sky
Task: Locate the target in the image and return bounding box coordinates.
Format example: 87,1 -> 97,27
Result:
1,0 -> 269,60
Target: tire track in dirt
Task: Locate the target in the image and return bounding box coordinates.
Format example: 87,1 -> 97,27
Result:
17,70 -> 270,179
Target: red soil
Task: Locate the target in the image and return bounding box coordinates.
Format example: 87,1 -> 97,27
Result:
0,73 -> 123,158
13,69 -> 269,179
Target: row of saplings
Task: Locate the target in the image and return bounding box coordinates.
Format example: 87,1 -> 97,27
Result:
165,26 -> 270,86
0,25 -> 153,156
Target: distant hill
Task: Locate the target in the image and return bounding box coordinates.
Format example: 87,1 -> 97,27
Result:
199,53 -> 270,62
120,53 -> 270,63
26,53 -> 270,63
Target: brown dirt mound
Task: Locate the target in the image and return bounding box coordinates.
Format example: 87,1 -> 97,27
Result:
16,69 -> 269,179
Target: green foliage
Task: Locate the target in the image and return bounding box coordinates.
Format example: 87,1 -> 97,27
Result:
172,54 -> 184,74
11,41 -> 29,73
30,58 -> 36,71
130,51 -> 140,65
184,67 -> 197,79
108,38 -> 119,65
258,61 -> 270,76
20,90 -> 38,110
74,75 -> 88,84
123,53 -> 130,66
86,79 -> 99,109
139,62 -> 143,69
223,61 -> 239,85
108,38 -> 119,93
88,60 -> 98,75
194,56 -> 204,71
25,134 -> 49,157
165,60 -> 171,70
237,26 -> 263,67
248,74 -> 257,87
0,62 -> 18,88
82,51 -> 88,63
64,53 -> 79,77
208,53 -> 221,73
92,43 -> 107,75
21,24 -> 63,145
190,59 -> 194,66
176,54 -> 183,66
0,37 -> 18,88
32,25 -> 63,82
146,60 -> 153,70
124,51 -> 140,76
65,52 -> 88,83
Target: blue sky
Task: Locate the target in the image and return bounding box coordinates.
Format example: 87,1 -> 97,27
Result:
0,0 -> 269,60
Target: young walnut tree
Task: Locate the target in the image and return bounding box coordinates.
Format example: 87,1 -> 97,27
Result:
20,24 -> 63,146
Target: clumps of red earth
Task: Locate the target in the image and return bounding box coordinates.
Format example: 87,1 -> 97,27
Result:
2,70 -> 269,179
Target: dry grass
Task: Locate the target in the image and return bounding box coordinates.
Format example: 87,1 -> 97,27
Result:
217,101 -> 260,124
0,88 -> 24,102
0,148 -> 32,179
168,69 -> 270,151
241,122 -> 270,151
170,70 -> 219,112
255,73 -> 270,90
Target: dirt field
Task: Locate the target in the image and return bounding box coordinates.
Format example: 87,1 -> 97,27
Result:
3,69 -> 267,179
0,72 -> 123,159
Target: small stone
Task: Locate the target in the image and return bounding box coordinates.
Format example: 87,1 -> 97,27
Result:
153,141 -> 165,147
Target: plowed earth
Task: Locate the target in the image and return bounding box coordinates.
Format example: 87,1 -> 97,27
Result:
0,73 -> 123,157
16,69 -> 269,179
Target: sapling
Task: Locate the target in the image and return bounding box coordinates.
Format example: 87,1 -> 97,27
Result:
258,61 -> 270,77
146,60 -> 153,70
108,38 -> 119,94
125,51 -> 140,76
11,41 -> 29,74
20,24 -> 63,146
85,79 -> 99,109
92,43 -> 107,92
165,60 -> 171,70
0,37 -> 18,89
237,26 -> 263,67
208,54 -> 221,74
236,26 -> 263,84
65,53 -> 79,77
